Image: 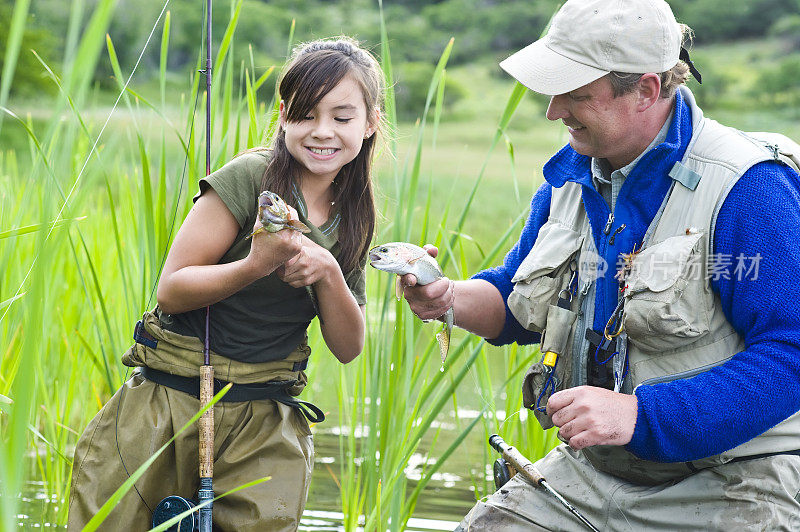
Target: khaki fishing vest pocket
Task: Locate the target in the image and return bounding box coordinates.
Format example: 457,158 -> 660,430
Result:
623,232 -> 711,352
522,303 -> 577,429
508,223 -> 583,332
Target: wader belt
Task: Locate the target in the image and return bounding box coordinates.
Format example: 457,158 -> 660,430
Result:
139,366 -> 324,423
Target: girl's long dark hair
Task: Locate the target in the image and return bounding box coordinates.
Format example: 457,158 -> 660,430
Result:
261,37 -> 383,274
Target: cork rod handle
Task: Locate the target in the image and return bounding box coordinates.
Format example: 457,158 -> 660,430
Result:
199,365 -> 214,478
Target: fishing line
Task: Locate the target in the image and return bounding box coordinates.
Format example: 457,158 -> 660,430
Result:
465,354 -> 530,433
0,0 -> 172,326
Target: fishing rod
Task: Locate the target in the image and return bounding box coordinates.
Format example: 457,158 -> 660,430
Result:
489,434 -> 600,532
197,0 -> 215,527
151,1 -> 214,530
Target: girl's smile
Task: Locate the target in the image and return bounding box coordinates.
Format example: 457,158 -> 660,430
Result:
307,147 -> 339,157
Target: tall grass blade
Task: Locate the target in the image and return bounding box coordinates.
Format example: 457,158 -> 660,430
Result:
62,0 -> 117,101
0,293 -> 26,311
0,218 -> 86,239
160,10 -> 170,107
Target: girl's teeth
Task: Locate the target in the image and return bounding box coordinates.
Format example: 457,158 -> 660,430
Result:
309,147 -> 336,155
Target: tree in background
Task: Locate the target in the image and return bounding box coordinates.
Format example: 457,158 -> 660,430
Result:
0,3 -> 57,98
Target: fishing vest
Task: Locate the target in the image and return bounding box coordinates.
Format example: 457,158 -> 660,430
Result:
511,87 -> 800,485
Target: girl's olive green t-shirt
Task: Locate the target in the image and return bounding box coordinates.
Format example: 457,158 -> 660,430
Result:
158,151 -> 367,364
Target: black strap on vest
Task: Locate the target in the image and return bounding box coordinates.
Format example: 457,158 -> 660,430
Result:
139,366 -> 324,423
585,329 -> 615,389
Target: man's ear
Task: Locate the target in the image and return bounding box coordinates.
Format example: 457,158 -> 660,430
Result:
637,74 -> 662,111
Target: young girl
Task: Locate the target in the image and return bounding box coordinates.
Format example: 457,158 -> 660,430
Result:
68,37 -> 384,531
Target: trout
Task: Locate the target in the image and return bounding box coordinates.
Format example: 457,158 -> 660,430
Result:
368,242 -> 454,363
247,190 -> 310,237
248,191 -> 322,321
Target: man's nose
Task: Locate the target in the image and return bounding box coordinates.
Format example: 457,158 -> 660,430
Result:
545,94 -> 569,122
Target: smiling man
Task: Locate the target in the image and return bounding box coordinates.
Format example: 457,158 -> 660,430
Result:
400,0 -> 800,529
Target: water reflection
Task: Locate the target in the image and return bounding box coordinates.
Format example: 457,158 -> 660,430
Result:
17,426 -> 476,530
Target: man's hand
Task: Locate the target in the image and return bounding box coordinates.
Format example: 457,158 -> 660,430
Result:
546,386 -> 638,450
399,245 -> 454,321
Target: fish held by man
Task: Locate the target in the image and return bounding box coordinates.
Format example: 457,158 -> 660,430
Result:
247,190 -> 310,238
368,242 -> 454,363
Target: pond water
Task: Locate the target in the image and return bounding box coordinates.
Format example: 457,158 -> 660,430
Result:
14,419 -> 489,530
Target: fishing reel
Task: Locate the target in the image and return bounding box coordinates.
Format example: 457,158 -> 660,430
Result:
152,495 -> 199,532
492,457 -> 517,490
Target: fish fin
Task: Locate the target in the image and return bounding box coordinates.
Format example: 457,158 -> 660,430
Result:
407,255 -> 423,265
395,275 -> 403,301
437,307 -> 454,364
288,219 -> 311,233
436,328 -> 450,364
247,226 -> 264,239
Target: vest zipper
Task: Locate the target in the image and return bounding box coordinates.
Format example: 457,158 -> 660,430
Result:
608,224 -> 626,245
636,356 -> 733,387
603,213 -> 614,235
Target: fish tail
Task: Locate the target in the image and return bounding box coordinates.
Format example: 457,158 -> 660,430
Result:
436,307 -> 454,364
306,285 -> 323,325
246,226 -> 264,239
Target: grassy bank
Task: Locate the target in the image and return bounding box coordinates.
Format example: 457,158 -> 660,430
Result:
2,1 -> 799,529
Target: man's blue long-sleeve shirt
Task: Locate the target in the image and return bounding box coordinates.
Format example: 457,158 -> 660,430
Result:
474,92 -> 800,462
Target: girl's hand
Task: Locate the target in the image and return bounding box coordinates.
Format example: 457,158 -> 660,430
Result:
246,206 -> 303,275
277,235 -> 339,288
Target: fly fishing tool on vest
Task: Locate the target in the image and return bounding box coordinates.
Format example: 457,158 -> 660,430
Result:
533,262 -> 578,413
489,434 -> 600,532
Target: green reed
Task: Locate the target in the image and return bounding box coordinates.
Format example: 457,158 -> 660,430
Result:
0,0 -> 558,529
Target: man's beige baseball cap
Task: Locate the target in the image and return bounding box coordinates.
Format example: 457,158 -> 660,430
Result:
500,0 -> 681,96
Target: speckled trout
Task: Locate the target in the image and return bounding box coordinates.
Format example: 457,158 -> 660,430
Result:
368,242 -> 454,363
247,190 -> 310,238
247,190 -> 322,321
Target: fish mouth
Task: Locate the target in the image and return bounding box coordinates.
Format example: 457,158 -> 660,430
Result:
368,252 -> 382,263
263,213 -> 288,225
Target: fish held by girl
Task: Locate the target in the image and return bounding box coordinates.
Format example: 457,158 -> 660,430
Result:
368,242 -> 454,363
247,190 -> 310,238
